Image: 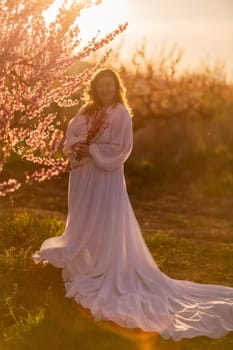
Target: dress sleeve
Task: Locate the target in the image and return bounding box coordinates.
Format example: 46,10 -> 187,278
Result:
62,118 -> 76,155
89,108 -> 133,172
62,106 -> 87,156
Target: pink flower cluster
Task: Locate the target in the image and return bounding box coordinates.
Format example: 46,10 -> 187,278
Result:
0,0 -> 128,196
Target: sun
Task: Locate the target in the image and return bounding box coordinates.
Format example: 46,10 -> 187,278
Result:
78,0 -> 129,44
43,0 -> 129,47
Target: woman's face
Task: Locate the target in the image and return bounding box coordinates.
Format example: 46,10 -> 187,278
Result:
95,75 -> 117,106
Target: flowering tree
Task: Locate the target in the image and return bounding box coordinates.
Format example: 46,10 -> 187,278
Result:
0,0 -> 127,196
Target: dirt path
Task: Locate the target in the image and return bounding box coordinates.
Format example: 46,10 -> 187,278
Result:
127,179 -> 233,243
1,173 -> 233,244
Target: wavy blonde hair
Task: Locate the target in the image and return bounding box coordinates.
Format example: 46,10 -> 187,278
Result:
81,68 -> 133,119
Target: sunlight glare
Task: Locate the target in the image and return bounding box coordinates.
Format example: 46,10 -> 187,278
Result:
43,0 -> 72,24
77,0 -> 129,46
43,0 -> 129,47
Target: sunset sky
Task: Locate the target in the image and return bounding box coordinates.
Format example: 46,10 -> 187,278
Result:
44,0 -> 233,81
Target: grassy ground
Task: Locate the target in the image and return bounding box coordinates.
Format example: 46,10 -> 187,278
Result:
1,160 -> 233,349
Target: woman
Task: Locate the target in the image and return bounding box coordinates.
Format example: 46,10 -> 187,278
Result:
32,68 -> 233,342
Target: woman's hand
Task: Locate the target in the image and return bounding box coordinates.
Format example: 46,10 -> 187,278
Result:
72,142 -> 90,158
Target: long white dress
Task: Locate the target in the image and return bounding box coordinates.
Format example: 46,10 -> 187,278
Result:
32,102 -> 233,342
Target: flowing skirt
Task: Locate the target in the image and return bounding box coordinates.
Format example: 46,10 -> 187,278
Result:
32,161 -> 233,342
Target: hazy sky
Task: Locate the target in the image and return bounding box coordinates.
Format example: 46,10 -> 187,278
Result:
45,0 -> 233,81
119,0 -> 233,80
126,0 -> 233,22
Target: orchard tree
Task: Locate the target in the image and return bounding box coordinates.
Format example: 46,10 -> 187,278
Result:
97,41 -> 232,129
0,0 -> 127,196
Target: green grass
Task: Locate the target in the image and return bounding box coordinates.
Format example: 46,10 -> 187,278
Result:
0,208 -> 233,350
200,169 -> 233,196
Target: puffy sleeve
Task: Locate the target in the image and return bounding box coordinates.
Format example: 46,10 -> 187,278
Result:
89,108 -> 133,172
62,106 -> 87,156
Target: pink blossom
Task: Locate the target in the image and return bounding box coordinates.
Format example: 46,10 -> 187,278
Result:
0,1 -> 127,195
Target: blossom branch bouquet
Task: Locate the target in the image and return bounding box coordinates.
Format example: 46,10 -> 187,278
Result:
67,106 -> 108,170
